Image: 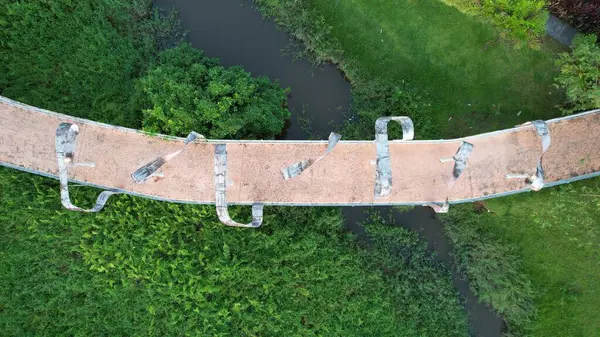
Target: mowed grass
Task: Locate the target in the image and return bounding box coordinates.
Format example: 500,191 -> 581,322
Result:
311,0 -> 565,137
456,178 -> 600,336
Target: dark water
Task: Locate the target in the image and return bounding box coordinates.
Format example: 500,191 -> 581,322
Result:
154,0 -> 504,335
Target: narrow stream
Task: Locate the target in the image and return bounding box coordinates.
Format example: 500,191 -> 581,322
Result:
155,0 -> 504,335
345,206 -> 505,336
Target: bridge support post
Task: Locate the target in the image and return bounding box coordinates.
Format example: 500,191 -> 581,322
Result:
374,116 -> 414,198
444,141 -> 474,188
131,131 -> 203,184
424,199 -> 450,213
214,144 -> 264,228
55,123 -> 119,212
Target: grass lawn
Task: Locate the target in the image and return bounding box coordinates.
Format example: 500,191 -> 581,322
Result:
446,177 -> 600,336
310,0 -> 565,137
479,179 -> 600,336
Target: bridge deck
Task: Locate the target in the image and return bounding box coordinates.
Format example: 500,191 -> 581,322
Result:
1,96 -> 599,206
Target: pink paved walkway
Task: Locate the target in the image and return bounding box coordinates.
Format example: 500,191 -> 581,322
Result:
1,96 -> 599,206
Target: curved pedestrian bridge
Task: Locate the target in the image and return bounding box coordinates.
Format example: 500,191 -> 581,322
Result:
1,96 -> 599,226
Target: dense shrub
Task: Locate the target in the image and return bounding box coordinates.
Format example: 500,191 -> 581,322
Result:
140,43 -> 290,139
549,0 -> 600,35
442,207 -> 536,336
555,34 -> 600,114
0,0 -> 176,127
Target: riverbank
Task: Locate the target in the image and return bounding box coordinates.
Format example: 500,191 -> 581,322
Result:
256,0 -> 566,139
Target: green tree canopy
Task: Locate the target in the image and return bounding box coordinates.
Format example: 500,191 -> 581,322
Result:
140,43 -> 290,139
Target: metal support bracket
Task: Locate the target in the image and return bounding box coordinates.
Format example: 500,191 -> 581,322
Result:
448,141 -> 474,182
506,120 -> 550,191
426,141 -> 474,213
439,141 -> 474,185
56,123 -> 118,212
281,132 -> 341,180
423,199 -> 449,214
374,116 -> 414,198
131,131 -> 203,184
214,144 -> 264,228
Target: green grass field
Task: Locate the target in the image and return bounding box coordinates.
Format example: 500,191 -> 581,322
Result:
447,178 -> 600,336
311,0 -> 565,137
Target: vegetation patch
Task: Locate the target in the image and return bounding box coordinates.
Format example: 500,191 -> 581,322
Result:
361,220 -> 470,336
555,34 -> 600,115
140,43 -> 290,139
442,207 -> 536,335
439,0 -> 549,46
0,0 -> 177,127
341,80 -> 439,140
0,168 -> 471,336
